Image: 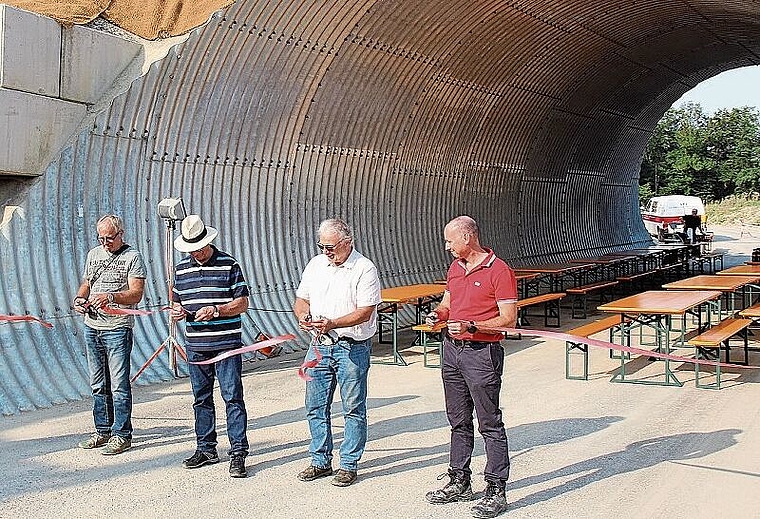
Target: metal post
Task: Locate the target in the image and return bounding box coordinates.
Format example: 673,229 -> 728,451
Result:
131,219 -> 186,382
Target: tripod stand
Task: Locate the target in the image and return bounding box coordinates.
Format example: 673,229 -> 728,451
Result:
131,219 -> 186,382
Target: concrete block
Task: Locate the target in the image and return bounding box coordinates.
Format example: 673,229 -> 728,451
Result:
0,88 -> 86,176
0,5 -> 61,96
61,25 -> 143,104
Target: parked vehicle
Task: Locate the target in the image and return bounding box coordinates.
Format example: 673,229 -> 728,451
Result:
641,195 -> 705,240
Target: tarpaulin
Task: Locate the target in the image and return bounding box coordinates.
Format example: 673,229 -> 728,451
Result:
4,0 -> 233,39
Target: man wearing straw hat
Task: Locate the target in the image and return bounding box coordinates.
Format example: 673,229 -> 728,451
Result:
170,214 -> 251,478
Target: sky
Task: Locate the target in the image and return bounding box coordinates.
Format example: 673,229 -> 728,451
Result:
672,65 -> 760,113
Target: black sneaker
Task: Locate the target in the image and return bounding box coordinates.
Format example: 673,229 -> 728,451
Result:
297,465 -> 333,481
229,455 -> 247,478
426,469 -> 474,504
182,450 -> 219,469
471,481 -> 508,518
331,469 -> 357,487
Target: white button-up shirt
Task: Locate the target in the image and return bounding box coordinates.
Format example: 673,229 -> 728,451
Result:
296,248 -> 381,341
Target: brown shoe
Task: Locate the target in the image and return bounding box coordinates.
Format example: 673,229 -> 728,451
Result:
297,465 -> 333,481
101,435 -> 131,455
331,468 -> 357,487
78,432 -> 111,449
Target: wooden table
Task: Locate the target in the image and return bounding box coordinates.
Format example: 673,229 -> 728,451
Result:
515,272 -> 541,297
598,290 -> 722,386
651,243 -> 699,268
605,249 -> 663,272
378,283 -> 445,365
570,255 -> 637,279
514,263 -> 594,291
663,274 -> 760,313
716,265 -> 760,276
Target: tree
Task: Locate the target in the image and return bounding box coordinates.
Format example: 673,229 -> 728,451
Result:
704,107 -> 760,196
640,102 -> 760,202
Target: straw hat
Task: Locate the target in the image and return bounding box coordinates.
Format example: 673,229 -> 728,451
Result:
174,214 -> 218,252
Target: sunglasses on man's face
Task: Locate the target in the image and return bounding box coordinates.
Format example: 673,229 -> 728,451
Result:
316,239 -> 344,252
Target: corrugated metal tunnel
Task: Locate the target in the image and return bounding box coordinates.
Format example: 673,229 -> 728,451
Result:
1,0 -> 759,414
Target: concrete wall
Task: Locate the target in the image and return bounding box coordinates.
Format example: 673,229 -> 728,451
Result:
0,5 -> 143,176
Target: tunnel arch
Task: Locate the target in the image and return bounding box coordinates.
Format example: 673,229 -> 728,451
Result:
1,0 -> 759,413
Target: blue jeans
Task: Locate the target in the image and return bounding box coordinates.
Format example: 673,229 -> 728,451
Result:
304,338 -> 371,471
84,326 -> 133,439
187,350 -> 249,456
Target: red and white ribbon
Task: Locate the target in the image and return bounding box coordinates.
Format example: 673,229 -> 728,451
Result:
298,341 -> 324,381
189,334 -> 297,365
0,314 -> 54,328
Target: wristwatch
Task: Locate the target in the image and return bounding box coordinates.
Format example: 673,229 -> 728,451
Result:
467,321 -> 477,334
107,293 -> 115,304
212,305 -> 220,318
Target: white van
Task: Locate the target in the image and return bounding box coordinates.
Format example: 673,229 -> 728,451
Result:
641,195 -> 705,240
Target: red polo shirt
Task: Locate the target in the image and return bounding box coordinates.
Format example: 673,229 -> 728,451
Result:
446,248 -> 517,342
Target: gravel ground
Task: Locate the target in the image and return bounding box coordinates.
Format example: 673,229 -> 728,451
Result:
1,225 -> 759,519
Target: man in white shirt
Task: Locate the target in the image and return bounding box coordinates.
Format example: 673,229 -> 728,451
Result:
293,218 -> 381,487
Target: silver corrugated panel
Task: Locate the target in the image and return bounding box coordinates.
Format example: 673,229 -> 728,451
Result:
2,0 -> 760,414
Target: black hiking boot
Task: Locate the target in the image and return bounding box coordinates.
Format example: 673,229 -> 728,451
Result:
471,481 -> 508,518
425,469 -> 474,504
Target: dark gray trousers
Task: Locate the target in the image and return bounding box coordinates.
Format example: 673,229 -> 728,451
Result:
441,336 -> 510,484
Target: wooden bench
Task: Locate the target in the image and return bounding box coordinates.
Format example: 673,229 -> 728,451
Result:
377,303 -> 404,346
695,251 -> 725,274
617,270 -> 657,294
565,280 -> 619,319
565,315 -> 626,380
516,292 -> 565,327
687,318 -> 752,389
739,302 -> 760,317
657,262 -> 685,283
411,322 -> 447,368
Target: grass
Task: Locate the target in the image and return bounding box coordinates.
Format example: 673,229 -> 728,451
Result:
706,198 -> 760,225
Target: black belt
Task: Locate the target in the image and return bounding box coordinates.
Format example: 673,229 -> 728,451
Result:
338,336 -> 366,345
445,335 -> 499,348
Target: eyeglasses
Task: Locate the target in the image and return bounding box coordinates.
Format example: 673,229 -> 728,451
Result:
98,232 -> 122,244
316,238 -> 345,251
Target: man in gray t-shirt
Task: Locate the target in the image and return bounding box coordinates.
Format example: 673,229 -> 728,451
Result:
73,214 -> 146,456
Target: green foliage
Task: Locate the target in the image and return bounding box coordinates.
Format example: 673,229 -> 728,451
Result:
640,102 -> 760,203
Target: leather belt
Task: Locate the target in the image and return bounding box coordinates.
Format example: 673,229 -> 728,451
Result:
338,336 -> 367,345
445,335 -> 498,348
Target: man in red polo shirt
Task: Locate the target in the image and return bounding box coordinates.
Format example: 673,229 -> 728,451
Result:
425,215 -> 517,519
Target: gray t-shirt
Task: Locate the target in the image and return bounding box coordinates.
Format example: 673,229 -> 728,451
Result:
83,244 -> 147,330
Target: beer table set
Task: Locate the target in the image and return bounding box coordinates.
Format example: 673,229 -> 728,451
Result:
597,290 -> 722,386
514,263 -> 594,292
377,283 -> 445,366
516,272 -> 541,298
569,255 -> 637,280
662,274 -> 760,315
604,249 -> 665,272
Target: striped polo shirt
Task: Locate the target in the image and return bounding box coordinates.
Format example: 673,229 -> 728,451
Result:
172,246 -> 250,351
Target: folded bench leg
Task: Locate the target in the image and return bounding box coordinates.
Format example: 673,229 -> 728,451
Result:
695,346 -> 721,390
565,341 -> 589,380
